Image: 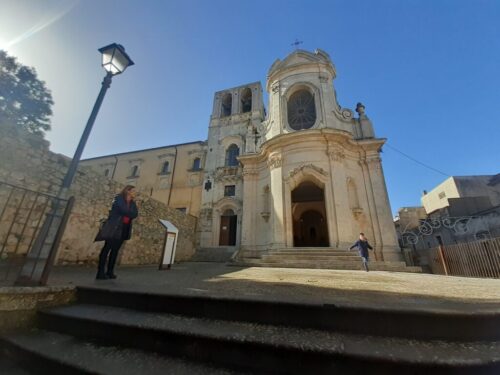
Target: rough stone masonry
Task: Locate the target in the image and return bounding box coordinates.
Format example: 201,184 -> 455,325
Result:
0,123 -> 197,266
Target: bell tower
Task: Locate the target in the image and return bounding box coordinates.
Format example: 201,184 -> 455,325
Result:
198,82 -> 265,249
261,49 -> 356,142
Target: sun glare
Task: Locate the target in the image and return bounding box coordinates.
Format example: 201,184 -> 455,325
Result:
0,36 -> 7,51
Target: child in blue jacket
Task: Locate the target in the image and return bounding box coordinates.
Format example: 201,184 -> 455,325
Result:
349,233 -> 373,272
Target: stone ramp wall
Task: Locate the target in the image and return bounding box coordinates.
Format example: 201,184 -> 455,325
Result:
0,123 -> 197,265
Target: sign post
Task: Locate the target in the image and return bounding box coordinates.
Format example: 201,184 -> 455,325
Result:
158,219 -> 179,270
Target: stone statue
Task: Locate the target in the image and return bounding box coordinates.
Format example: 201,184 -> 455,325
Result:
355,102 -> 366,117
355,102 -> 375,138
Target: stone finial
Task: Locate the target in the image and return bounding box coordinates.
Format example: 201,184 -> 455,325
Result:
355,102 -> 375,139
355,102 -> 366,116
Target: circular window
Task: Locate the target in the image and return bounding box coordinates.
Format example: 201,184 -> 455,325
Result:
287,90 -> 316,130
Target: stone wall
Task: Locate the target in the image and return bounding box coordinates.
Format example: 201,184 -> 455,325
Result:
0,286 -> 75,333
0,123 -> 197,265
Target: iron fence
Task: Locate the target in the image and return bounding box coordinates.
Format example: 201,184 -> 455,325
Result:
0,181 -> 73,286
429,237 -> 500,278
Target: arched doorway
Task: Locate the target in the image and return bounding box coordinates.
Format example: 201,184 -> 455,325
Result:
219,209 -> 237,246
292,181 -> 329,247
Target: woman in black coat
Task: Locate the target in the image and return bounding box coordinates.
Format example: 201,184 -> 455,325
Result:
96,185 -> 138,280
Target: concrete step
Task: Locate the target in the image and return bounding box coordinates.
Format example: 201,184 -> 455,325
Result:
239,248 -> 422,273
233,261 -> 421,273
190,247 -> 237,262
235,258 -> 420,272
3,287 -> 499,374
274,247 -> 346,251
272,247 -> 352,253
34,303 -> 500,374
267,251 -> 355,256
0,357 -> 33,375
256,258 -> 407,267
262,255 -> 361,261
74,287 -> 500,341
1,328 -> 243,375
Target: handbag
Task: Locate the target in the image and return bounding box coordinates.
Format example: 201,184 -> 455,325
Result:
94,216 -> 123,242
94,219 -> 108,242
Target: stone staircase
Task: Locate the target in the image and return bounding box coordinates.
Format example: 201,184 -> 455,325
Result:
1,286 -> 499,374
190,247 -> 238,262
234,247 -> 422,272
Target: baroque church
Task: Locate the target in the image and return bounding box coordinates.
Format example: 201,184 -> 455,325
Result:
82,49 -> 402,263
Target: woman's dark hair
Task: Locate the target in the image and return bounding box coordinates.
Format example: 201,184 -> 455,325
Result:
120,185 -> 135,198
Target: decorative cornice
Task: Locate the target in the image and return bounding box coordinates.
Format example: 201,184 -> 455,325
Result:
318,74 -> 329,83
366,157 -> 382,170
288,164 -> 328,180
358,156 -> 381,169
366,156 -> 382,164
214,197 -> 243,212
242,168 -> 260,177
267,154 -> 282,170
188,149 -> 206,156
157,153 -> 176,159
327,149 -> 345,162
214,166 -> 242,182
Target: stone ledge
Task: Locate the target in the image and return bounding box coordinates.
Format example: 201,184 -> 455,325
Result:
190,247 -> 238,262
0,286 -> 76,333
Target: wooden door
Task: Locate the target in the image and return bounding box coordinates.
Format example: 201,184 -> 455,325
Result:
219,216 -> 230,245
219,215 -> 237,246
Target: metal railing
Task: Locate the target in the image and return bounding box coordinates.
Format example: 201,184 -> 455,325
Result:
429,237 -> 500,278
0,181 -> 73,286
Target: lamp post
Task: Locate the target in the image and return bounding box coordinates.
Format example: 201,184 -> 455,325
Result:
62,43 -> 134,190
16,44 -> 134,286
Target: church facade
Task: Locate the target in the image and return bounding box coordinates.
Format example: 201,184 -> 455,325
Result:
82,49 -> 401,262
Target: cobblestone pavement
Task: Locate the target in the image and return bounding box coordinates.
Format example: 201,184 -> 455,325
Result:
48,262 -> 500,313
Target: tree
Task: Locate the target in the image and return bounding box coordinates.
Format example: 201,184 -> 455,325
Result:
0,50 -> 54,136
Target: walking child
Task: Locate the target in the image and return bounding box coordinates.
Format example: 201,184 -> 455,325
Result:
349,233 -> 373,272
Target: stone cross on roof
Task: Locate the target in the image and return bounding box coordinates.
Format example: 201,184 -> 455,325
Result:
291,38 -> 303,50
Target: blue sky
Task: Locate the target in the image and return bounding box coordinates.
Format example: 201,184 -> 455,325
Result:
1,0 -> 499,214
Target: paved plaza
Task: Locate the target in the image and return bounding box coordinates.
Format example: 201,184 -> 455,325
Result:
48,262 -> 500,313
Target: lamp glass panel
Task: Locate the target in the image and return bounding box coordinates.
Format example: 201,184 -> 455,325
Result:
109,64 -> 120,74
111,48 -> 129,73
101,50 -> 114,65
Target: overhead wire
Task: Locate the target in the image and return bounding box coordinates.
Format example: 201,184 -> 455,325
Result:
384,142 -> 500,197
384,143 -> 450,177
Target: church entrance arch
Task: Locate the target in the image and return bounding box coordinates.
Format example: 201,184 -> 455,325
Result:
219,209 -> 237,246
292,181 -> 329,247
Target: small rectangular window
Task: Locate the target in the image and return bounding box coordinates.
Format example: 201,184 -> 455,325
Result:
192,158 -> 201,171
224,185 -> 235,197
176,207 -> 187,214
438,191 -> 446,199
160,161 -> 170,174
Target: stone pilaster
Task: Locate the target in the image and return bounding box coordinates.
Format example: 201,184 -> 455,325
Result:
365,156 -> 402,261
268,153 -> 285,248
325,147 -> 346,247
241,167 -> 259,249
358,157 -> 384,259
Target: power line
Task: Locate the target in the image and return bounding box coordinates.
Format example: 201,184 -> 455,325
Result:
384,143 -> 450,177
384,143 -> 500,200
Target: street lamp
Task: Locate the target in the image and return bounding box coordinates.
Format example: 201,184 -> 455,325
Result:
17,43 -> 134,286
99,43 -> 135,75
61,43 -> 134,190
